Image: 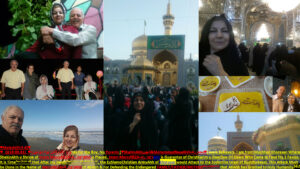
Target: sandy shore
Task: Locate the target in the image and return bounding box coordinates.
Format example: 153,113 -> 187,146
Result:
25,137 -> 103,151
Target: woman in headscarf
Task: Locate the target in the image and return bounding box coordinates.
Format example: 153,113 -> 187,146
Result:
167,87 -> 194,150
122,92 -> 158,150
199,14 -> 249,75
50,125 -> 95,168
36,74 -> 54,100
26,2 -> 81,59
283,93 -> 300,112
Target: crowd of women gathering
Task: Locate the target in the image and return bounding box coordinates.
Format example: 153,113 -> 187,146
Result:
0,60 -> 98,100
104,84 -> 198,151
199,14 -> 300,77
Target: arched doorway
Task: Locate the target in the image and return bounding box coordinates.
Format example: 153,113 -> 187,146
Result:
153,50 -> 177,86
250,22 -> 274,45
233,142 -> 254,151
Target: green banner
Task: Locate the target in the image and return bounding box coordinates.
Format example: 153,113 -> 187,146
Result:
147,35 -> 185,50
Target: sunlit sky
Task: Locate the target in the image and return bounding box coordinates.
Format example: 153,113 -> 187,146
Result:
104,0 -> 198,60
198,112 -> 283,151
0,101 -> 103,131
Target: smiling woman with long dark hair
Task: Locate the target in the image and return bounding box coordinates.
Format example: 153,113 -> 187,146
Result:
199,14 -> 249,76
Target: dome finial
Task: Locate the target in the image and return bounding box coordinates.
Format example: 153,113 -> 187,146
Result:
144,20 -> 146,35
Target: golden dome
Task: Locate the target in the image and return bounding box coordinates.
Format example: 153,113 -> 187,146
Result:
132,34 -> 147,56
208,136 -> 227,151
208,136 -> 227,145
130,55 -> 154,68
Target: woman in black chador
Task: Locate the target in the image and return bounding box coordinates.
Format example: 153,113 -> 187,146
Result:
122,92 -> 158,150
167,88 -> 194,150
199,14 -> 249,75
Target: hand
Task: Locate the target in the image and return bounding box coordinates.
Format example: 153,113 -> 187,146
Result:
203,54 -> 228,76
42,95 -> 49,100
43,35 -> 54,44
40,26 -> 53,35
59,85 -> 62,91
71,84 -> 75,90
21,90 -> 23,96
1,93 -> 5,98
171,96 -> 176,103
129,113 -> 141,133
132,113 -> 141,126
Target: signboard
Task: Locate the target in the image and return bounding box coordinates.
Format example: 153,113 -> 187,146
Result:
147,35 -> 185,50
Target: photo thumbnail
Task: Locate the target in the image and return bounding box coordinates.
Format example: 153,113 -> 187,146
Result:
0,59 -> 103,100
104,0 -> 198,151
199,0 -> 300,77
1,0 -> 103,59
0,100 -> 103,167
199,76 -> 272,112
272,76 -> 300,112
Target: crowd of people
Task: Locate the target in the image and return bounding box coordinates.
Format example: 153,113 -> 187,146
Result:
104,83 -> 198,151
18,2 -> 97,59
199,14 -> 300,77
273,86 -> 300,112
0,60 -> 99,100
248,42 -> 300,77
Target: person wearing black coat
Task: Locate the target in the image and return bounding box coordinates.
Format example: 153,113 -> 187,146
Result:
122,92 -> 158,150
199,14 -> 249,75
167,88 -> 194,150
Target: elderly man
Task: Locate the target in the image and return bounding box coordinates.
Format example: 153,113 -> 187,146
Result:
1,60 -> 25,100
41,8 -> 97,58
0,105 -> 28,146
57,61 -> 74,99
272,86 -> 286,112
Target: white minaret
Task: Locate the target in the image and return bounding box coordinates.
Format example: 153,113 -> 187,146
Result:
163,0 -> 175,35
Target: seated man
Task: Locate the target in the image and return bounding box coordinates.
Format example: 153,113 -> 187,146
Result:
41,8 -> 97,58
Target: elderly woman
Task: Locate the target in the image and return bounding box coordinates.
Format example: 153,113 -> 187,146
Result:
36,75 -> 54,100
199,14 -> 248,75
121,92 -> 158,150
84,75 -> 97,100
26,2 -> 81,59
50,125 -> 94,168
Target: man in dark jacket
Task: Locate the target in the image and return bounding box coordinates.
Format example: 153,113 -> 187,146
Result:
0,105 -> 29,147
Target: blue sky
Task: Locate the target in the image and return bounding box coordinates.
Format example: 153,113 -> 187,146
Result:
198,112 -> 281,151
104,0 -> 198,60
0,101 -> 103,131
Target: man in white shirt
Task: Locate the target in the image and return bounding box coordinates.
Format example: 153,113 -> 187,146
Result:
57,61 -> 74,99
1,60 -> 25,100
41,8 -> 97,58
272,86 -> 286,112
